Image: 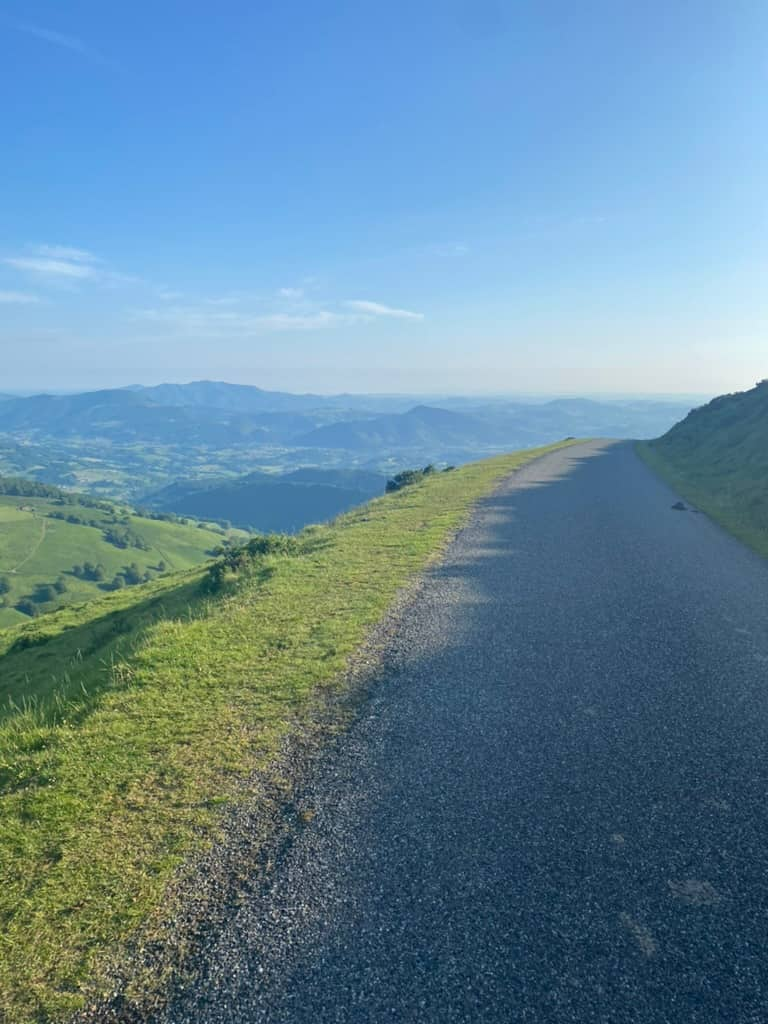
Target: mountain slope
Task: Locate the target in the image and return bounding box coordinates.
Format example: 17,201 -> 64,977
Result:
640,380 -> 768,555
143,468 -> 387,532
298,405 -> 501,450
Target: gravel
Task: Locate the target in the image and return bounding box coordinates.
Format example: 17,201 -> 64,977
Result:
110,440 -> 768,1023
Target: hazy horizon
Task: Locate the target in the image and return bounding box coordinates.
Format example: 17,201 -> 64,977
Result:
0,378 -> 718,404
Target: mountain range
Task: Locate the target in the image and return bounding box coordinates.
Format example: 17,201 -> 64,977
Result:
0,381 -> 696,450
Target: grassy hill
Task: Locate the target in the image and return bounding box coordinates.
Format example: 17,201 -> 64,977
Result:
0,441 -> 573,1023
638,380 -> 768,557
0,479 -> 247,628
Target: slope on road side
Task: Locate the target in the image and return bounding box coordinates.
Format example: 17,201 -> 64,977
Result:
638,380 -> 768,557
0,441 -> 574,1024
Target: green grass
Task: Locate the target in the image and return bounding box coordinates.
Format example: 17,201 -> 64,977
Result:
0,442 -> 574,1022
637,381 -> 768,560
0,494 -> 247,628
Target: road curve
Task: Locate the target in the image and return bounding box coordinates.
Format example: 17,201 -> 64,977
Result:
167,441 -> 768,1024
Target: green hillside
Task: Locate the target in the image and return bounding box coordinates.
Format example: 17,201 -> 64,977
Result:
639,380 -> 768,557
144,467 -> 387,532
0,441 -> 573,1023
0,479 -> 247,628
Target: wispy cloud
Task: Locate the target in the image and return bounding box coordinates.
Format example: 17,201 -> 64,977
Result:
259,311 -> 346,330
133,306 -> 351,334
278,287 -> 304,299
0,291 -> 41,304
4,245 -> 135,285
18,23 -> 107,64
33,244 -> 99,263
345,299 -> 424,321
132,293 -> 427,335
4,256 -> 97,279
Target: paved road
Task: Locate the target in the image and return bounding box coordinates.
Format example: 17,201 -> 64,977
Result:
168,441 -> 768,1024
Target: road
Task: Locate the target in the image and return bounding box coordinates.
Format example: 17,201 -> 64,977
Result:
167,441 -> 768,1024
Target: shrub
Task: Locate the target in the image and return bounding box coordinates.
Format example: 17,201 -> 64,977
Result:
244,534 -> 299,557
122,563 -> 143,586
9,628 -> 50,653
203,533 -> 299,593
72,563 -> 105,582
385,465 -> 438,493
16,598 -> 39,618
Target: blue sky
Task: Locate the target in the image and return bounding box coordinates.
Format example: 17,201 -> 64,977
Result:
1,1 -> 766,394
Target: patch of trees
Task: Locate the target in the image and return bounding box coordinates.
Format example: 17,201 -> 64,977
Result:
48,510 -> 104,528
8,576 -> 68,615
103,525 -> 149,550
16,598 -> 39,617
0,475 -> 112,511
110,562 -> 154,590
72,561 -> 107,582
0,477 -> 67,499
134,508 -> 188,524
33,584 -> 58,604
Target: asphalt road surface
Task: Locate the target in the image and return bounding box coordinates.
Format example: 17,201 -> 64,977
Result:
167,441 -> 768,1024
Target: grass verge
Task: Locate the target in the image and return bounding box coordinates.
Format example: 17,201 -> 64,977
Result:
636,441 -> 768,560
0,442 -> 574,1022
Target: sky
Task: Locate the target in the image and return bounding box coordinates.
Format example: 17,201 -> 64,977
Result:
1,0 -> 766,395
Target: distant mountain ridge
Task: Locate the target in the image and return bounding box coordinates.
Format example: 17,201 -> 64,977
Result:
298,405 -> 500,450
129,381 -> 328,413
0,380 -> 695,450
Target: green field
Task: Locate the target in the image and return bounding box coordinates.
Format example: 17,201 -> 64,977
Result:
0,441 -> 573,1023
0,492 -> 247,629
